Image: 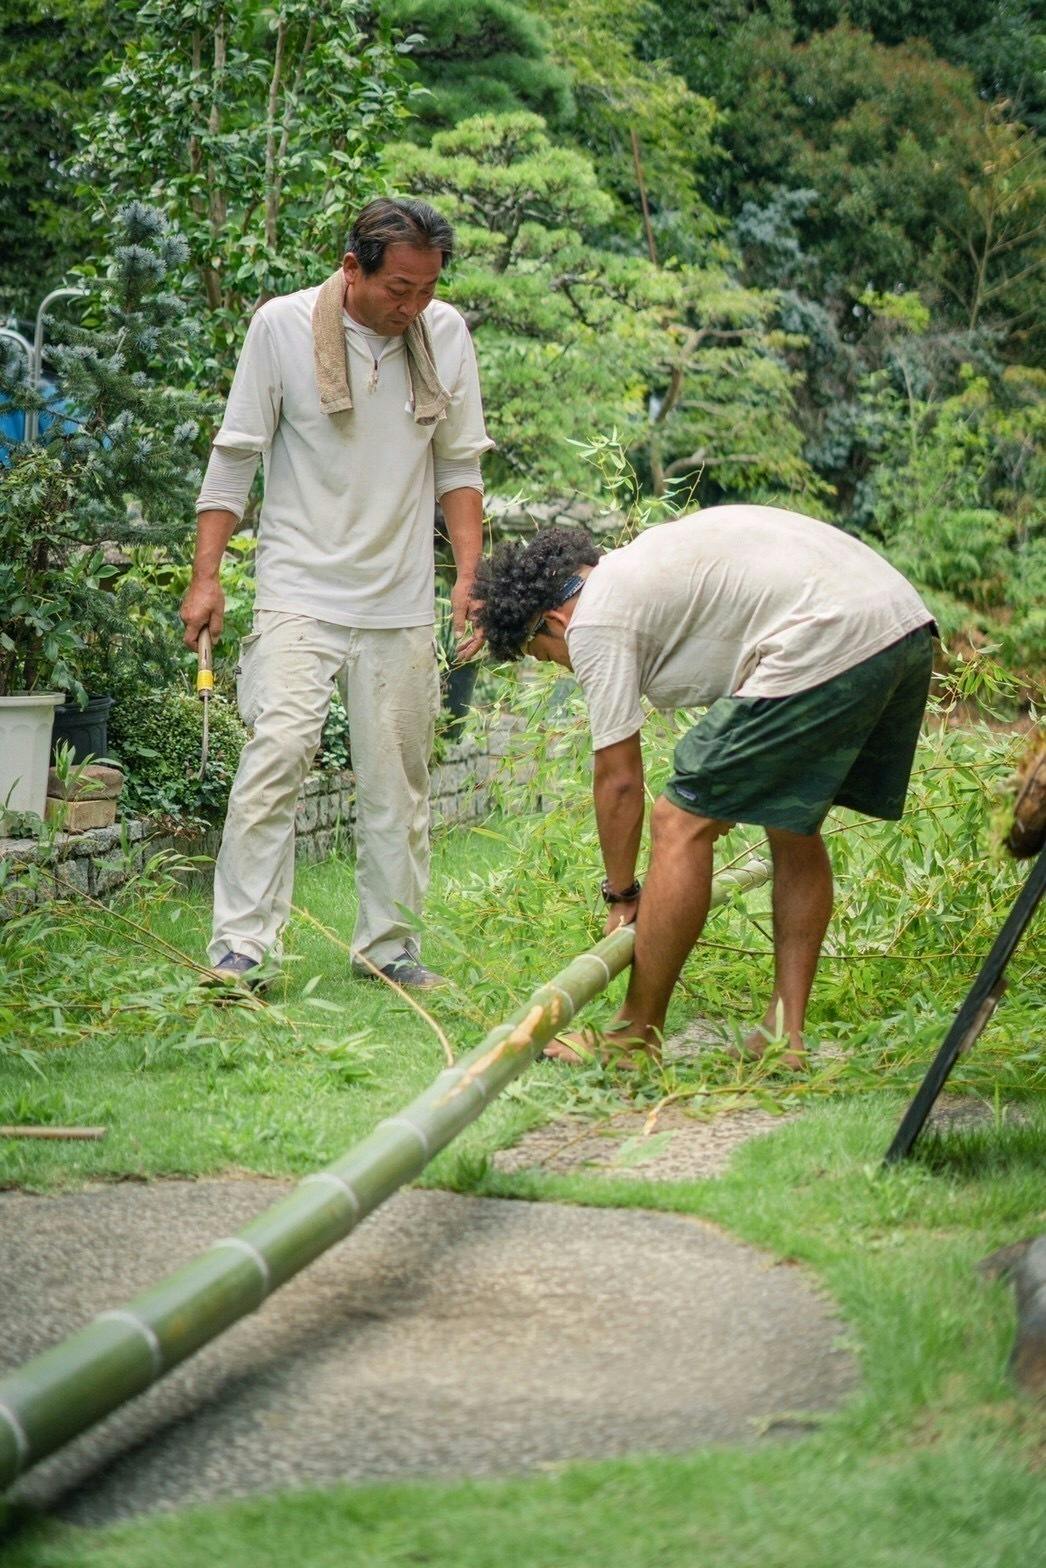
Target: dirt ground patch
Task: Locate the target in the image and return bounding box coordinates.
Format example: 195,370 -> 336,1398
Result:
494,1104 -> 798,1182
495,1078 -> 1028,1185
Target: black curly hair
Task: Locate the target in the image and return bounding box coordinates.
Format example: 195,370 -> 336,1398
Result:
473,526 -> 604,661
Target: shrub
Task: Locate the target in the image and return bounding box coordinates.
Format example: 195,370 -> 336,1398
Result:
106,680 -> 246,821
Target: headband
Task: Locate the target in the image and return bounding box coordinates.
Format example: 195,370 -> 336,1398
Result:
521,573 -> 588,653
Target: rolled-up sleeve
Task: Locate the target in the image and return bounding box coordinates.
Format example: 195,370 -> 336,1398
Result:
195,308 -> 282,514
433,327 -> 494,500
195,445 -> 259,520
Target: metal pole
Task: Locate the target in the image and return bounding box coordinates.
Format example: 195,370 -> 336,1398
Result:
883,844 -> 1046,1164
0,858 -> 770,1489
25,287 -> 88,445
0,328 -> 32,365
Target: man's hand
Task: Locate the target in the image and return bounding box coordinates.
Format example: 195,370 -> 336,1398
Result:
451,576 -> 485,662
604,898 -> 639,935
180,577 -> 225,650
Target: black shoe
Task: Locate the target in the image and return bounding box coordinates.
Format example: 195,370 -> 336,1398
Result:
203,951 -> 267,991
354,953 -> 447,991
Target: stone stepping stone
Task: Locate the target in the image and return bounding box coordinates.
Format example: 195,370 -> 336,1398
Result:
1,1182 -> 856,1525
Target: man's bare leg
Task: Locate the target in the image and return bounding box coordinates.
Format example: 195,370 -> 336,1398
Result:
742,827 -> 833,1067
546,799 -> 729,1062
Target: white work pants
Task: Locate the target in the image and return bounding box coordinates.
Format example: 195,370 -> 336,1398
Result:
210,611 -> 439,968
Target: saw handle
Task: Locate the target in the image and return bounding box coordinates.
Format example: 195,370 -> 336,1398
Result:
196,626 -> 214,696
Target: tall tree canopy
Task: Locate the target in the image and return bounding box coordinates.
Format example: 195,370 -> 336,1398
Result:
378,0 -> 574,136
74,0 -> 418,372
387,111 -> 812,501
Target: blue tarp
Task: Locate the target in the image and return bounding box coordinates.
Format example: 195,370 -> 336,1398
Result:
0,376 -> 78,463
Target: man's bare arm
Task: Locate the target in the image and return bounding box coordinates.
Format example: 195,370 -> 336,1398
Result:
593,732 -> 645,929
179,508 -> 239,648
440,486 -> 484,659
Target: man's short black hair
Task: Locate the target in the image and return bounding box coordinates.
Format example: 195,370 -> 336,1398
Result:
346,197 -> 454,276
474,526 -> 604,661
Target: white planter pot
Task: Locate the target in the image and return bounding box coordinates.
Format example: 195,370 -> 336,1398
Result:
0,693 -> 65,819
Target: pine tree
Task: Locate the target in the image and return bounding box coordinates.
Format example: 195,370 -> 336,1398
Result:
378,0 -> 574,137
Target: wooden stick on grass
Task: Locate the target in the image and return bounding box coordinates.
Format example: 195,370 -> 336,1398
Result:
0,1126 -> 107,1141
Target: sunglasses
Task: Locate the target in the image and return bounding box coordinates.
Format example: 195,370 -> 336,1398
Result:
521,573 -> 587,653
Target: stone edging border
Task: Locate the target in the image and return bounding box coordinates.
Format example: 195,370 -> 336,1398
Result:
1,718 -> 530,909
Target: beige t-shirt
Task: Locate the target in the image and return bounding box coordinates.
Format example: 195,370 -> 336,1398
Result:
196,287 -> 493,628
565,506 -> 933,750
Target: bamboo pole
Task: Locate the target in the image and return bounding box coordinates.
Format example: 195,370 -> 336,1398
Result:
0,858 -> 770,1490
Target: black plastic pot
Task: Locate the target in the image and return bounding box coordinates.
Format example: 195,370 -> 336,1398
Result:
51,694 -> 113,763
442,663 -> 478,741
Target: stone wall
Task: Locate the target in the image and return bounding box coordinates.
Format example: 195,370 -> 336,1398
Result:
0,719 -> 523,909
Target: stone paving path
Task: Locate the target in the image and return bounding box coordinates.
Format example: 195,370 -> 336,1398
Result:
0,1180 -> 856,1526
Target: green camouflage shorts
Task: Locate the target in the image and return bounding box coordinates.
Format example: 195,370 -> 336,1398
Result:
664,625 -> 935,836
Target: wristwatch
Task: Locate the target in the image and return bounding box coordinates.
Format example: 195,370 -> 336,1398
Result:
600,878 -> 641,905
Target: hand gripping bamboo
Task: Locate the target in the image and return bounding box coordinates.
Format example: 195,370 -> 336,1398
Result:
0,858 -> 771,1489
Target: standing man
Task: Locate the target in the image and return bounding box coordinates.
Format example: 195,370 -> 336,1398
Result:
181,198 -> 493,989
474,506 -> 936,1065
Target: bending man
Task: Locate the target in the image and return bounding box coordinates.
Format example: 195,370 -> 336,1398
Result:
181,198 -> 493,990
474,506 -> 935,1065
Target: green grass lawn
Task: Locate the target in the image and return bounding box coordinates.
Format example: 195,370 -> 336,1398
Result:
0,823 -> 621,1192
1,738 -> 1044,1565
3,1095 -> 1044,1567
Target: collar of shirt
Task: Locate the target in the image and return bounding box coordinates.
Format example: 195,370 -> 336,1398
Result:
342,311 -> 402,390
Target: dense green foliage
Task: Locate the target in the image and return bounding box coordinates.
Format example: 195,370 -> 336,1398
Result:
869,363 -> 1046,667
73,0 -> 419,376
106,684 -> 246,820
0,203 -> 205,698
0,0 -> 136,318
648,2 -> 1046,133
537,0 -> 721,250
388,113 -> 812,496
1,0 -> 1042,669
378,0 -> 574,135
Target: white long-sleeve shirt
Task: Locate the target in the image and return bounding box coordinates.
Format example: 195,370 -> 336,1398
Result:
196,288 -> 493,628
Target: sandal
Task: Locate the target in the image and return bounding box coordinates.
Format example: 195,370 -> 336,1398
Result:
542,1027 -> 655,1071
